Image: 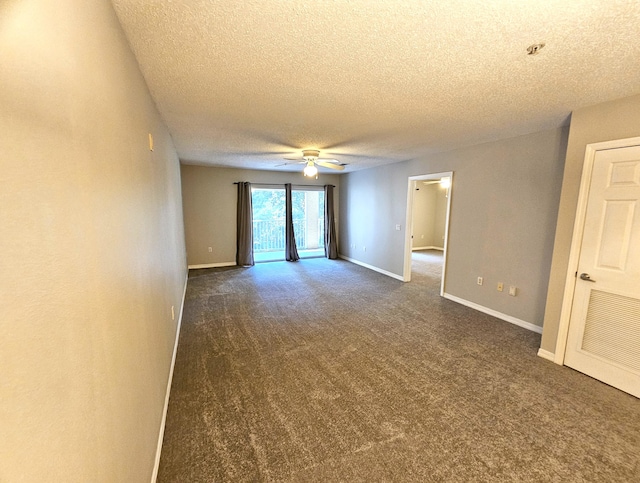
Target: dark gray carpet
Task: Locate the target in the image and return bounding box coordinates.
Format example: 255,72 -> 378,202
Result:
158,251 -> 640,482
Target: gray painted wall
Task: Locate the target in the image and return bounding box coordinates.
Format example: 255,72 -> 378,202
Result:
0,1 -> 187,481
412,183 -> 437,248
412,183 -> 448,249
540,94 -> 640,354
339,127 -> 568,327
434,185 -> 448,247
181,165 -> 340,266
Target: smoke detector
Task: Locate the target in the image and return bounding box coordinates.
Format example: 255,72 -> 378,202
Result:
527,43 -> 545,55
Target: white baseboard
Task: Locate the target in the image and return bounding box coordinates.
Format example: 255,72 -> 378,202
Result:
412,246 -> 444,251
338,254 -> 405,282
442,293 -> 543,334
537,348 -> 555,362
188,261 -> 236,269
151,271 -> 188,483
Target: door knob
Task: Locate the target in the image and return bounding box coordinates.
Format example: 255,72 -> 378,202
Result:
579,273 -> 596,282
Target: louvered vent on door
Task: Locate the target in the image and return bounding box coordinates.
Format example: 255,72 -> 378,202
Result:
581,290 -> 640,372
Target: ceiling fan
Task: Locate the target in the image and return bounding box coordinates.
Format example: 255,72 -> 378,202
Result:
280,150 -> 346,177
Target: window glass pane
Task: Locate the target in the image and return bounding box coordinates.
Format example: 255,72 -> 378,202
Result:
293,190 -> 325,258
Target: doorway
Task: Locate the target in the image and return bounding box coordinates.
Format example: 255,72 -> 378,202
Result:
403,172 -> 453,294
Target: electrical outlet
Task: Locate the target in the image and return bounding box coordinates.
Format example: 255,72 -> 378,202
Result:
208,246 -> 212,252
497,282 -> 503,292
477,277 -> 483,286
509,286 -> 517,296
395,224 -> 401,231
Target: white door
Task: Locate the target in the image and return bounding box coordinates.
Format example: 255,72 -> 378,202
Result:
564,144 -> 640,398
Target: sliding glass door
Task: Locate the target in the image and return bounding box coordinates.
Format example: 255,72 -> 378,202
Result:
251,186 -> 324,262
251,187 -> 285,262
292,189 -> 324,258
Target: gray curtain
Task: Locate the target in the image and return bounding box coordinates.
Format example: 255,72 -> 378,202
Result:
236,182 -> 254,266
285,183 -> 300,261
324,185 -> 338,259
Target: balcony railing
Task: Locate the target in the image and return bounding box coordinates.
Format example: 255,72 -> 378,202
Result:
253,218 -> 324,252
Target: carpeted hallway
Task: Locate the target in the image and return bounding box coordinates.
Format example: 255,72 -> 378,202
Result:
158,251 -> 640,482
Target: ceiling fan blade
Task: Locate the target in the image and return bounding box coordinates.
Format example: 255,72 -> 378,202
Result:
316,160 -> 345,171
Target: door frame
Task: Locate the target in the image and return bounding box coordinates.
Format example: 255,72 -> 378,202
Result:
554,136 -> 640,365
403,171 -> 453,296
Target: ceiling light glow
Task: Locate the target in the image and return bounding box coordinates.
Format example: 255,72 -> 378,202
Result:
303,162 -> 318,177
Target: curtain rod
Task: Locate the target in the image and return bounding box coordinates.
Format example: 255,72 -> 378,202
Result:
234,182 -> 335,187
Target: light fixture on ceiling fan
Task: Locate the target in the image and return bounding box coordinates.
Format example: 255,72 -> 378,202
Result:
277,149 -> 347,176
302,150 -> 319,177
292,149 -> 346,177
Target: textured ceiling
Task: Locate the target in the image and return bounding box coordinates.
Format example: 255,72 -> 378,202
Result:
112,0 -> 640,173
